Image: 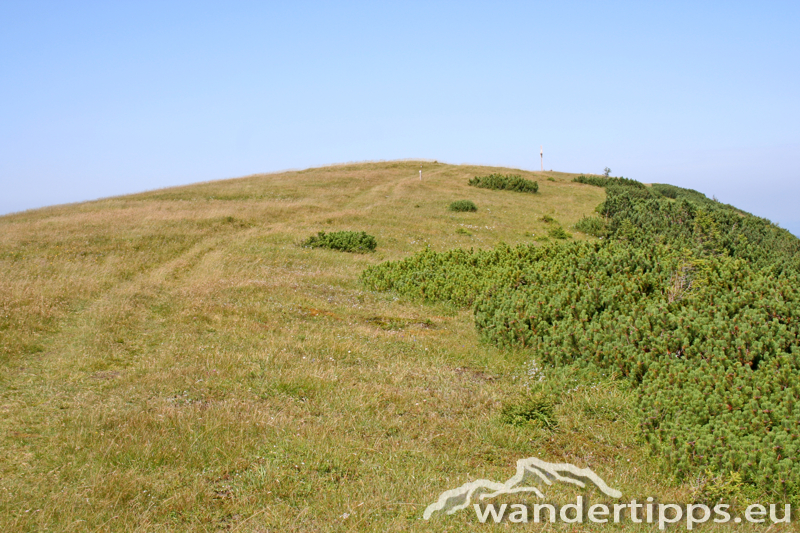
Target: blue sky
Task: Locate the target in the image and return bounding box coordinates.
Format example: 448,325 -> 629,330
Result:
2,1 -> 799,234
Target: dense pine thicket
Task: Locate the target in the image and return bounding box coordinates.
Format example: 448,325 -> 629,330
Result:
469,173 -> 539,193
362,177 -> 800,496
591,177 -> 800,273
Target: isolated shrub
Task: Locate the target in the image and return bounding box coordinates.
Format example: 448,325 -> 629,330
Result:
548,227 -> 571,240
540,215 -> 556,224
449,200 -> 478,212
574,216 -> 607,237
455,228 -> 472,236
501,392 -> 557,429
469,174 -> 538,193
303,230 -> 376,253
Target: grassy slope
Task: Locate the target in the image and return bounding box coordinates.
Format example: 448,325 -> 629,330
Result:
0,161 -> 773,532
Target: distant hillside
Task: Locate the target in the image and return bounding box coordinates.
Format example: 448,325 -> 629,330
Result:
4,161 -> 794,531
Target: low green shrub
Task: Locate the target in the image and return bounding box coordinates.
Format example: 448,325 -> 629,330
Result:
449,200 -> 478,212
303,230 -> 377,253
691,470 -> 748,508
500,392 -> 557,429
548,227 -> 571,240
469,174 -> 538,193
541,215 -> 556,224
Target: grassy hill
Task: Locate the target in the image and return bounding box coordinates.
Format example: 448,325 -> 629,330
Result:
0,161 -> 783,531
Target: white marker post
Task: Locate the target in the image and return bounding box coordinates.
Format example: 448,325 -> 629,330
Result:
419,164 -> 422,181
540,146 -> 543,172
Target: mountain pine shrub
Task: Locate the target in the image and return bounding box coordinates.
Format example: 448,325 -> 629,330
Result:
363,173 -> 800,496
363,239 -> 800,494
597,181 -> 800,272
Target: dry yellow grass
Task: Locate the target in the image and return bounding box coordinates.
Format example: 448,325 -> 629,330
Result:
1,161 -> 791,531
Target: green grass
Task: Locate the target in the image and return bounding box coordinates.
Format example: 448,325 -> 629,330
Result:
0,161 -> 762,532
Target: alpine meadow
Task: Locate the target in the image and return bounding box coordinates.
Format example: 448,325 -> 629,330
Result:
2,160 -> 799,532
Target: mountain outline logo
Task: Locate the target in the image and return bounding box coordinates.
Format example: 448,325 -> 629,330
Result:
423,456 -> 622,520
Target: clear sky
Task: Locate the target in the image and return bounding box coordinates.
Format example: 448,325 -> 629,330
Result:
2,1 -> 799,234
